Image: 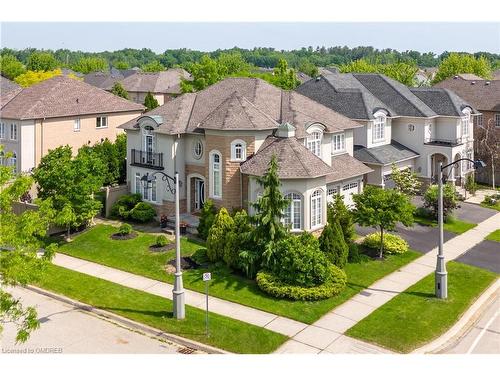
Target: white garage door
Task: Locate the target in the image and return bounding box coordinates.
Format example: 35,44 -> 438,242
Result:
341,182 -> 359,207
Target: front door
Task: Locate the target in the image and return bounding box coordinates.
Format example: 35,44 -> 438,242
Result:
194,179 -> 205,211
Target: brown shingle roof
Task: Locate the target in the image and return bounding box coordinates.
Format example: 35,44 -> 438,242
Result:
240,136 -> 334,179
327,153 -> 373,183
1,76 -> 21,93
0,76 -> 144,120
434,76 -> 500,112
119,77 -> 362,135
119,69 -> 191,94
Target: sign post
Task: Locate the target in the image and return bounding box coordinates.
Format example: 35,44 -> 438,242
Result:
202,272 -> 211,337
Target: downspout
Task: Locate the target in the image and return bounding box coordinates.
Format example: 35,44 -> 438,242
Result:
40,118 -> 45,163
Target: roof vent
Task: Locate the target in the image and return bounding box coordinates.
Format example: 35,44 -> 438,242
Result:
453,75 -> 459,79
486,81 -> 491,85
471,81 -> 475,85
315,76 -> 321,81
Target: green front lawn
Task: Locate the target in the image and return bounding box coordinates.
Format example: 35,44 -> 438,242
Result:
346,262 -> 497,353
481,202 -> 500,212
486,229 -> 500,242
35,264 -> 287,354
413,215 -> 477,234
55,224 -> 421,324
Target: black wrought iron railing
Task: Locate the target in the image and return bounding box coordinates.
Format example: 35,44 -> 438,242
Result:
130,149 -> 164,170
424,138 -> 464,146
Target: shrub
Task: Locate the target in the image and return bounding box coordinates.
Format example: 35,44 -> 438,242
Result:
224,210 -> 253,270
483,193 -> 500,206
197,199 -> 217,240
319,220 -> 349,269
118,223 -> 132,236
129,202 -> 156,223
327,194 -> 355,243
423,184 -> 458,220
362,232 -> 409,255
155,235 -> 168,247
265,235 -> 330,287
191,248 -> 209,265
111,193 -> 142,219
206,208 -> 235,262
256,265 -> 346,301
464,174 -> 477,195
348,242 -> 364,263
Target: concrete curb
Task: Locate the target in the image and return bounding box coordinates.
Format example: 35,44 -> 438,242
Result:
411,278 -> 500,354
24,285 -> 229,355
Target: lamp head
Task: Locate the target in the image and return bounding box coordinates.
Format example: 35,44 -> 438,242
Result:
473,160 -> 486,170
140,173 -> 155,184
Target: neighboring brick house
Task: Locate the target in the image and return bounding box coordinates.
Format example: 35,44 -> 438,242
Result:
434,74 -> 500,185
119,77 -> 371,233
0,75 -> 144,172
297,72 -> 478,187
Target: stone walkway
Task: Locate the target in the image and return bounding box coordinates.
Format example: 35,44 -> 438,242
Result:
277,212 -> 500,353
51,212 -> 499,354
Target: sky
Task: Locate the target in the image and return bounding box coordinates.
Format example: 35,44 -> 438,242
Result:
1,22 -> 499,54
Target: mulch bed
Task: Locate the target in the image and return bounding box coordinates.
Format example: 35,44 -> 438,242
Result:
110,232 -> 138,240
166,257 -> 200,273
149,243 -> 176,253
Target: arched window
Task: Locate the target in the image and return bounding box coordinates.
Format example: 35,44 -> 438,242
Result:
307,131 -> 322,157
210,151 -> 222,199
193,139 -> 203,160
372,112 -> 386,142
311,189 -> 323,228
231,139 -> 247,161
284,193 -> 302,230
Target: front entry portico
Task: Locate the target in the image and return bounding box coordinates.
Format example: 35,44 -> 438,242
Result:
187,173 -> 206,213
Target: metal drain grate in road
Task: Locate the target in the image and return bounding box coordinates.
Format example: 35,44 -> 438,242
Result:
177,347 -> 196,354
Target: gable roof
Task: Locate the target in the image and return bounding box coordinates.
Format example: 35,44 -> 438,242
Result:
1,75 -> 21,93
119,69 -> 191,94
434,76 -> 500,112
83,71 -> 125,90
296,72 -> 476,119
119,77 -> 362,136
1,75 -> 144,120
240,136 -> 334,179
354,141 -> 419,166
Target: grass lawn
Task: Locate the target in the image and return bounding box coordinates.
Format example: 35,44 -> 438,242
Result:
481,202 -> 500,212
413,215 -> 477,234
35,264 -> 287,354
54,224 -> 421,324
486,229 -> 500,242
346,261 -> 497,353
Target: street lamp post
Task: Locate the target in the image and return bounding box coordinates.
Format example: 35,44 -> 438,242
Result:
435,158 -> 486,299
142,171 -> 185,319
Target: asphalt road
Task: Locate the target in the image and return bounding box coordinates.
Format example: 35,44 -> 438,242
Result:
0,287 -> 194,354
456,240 -> 500,274
440,294 -> 500,354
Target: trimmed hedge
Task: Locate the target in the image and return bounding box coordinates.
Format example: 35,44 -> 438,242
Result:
129,202 -> 156,223
362,232 -> 409,254
256,265 -> 347,301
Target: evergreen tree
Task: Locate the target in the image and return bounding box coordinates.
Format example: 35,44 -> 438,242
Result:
224,210 -> 252,270
319,219 -> 349,269
206,207 -> 235,262
111,82 -> 129,99
197,199 -> 217,240
144,92 -> 159,110
327,194 -> 355,243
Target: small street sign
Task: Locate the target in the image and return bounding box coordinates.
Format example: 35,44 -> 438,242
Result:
203,272 -> 212,337
202,272 -> 212,281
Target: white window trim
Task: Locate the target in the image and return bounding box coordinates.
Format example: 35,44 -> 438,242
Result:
306,130 -> 322,157
10,123 -> 17,141
209,150 -> 222,199
331,132 -> 346,154
461,108 -> 471,138
0,123 -> 5,139
283,192 -> 302,231
372,113 -> 386,143
135,173 -> 141,195
230,139 -> 247,161
74,118 -> 81,132
495,114 -> 500,128
310,189 -> 323,229
193,139 -> 204,160
96,116 -> 108,129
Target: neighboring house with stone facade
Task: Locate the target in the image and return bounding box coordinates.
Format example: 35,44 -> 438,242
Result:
0,75 -> 144,172
434,74 -> 500,185
119,77 -> 371,233
297,72 -> 478,187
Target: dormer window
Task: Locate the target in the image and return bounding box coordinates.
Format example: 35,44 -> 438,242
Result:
372,113 -> 386,143
332,132 -> 345,154
230,139 -> 247,161
307,131 -> 322,157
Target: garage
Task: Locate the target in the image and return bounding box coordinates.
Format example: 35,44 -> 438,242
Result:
341,181 -> 359,207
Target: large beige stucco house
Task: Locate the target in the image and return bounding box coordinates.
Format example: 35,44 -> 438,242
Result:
297,72 -> 478,187
0,75 -> 144,172
120,77 -> 371,233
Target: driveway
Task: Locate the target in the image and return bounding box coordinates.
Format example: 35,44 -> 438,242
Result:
356,223 -> 457,254
455,240 -> 500,274
0,287 -> 196,354
412,196 -> 497,224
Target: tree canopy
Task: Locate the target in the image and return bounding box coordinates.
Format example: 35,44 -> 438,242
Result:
26,51 -> 59,71
0,54 -> 26,80
432,53 -> 492,84
111,82 -> 129,99
340,59 -> 418,86
72,56 -> 108,74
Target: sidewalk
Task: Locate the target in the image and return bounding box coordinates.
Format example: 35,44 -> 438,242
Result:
276,212 -> 500,353
52,253 -> 308,337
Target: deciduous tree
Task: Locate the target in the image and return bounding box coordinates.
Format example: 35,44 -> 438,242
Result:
72,57 -> 107,74
26,51 -> 59,71
111,82 -> 129,99
432,53 -> 492,84
390,164 -> 422,196
141,60 -> 164,72
0,54 -> 25,80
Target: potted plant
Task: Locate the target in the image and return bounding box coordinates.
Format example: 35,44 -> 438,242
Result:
160,214 -> 168,228
180,221 -> 188,235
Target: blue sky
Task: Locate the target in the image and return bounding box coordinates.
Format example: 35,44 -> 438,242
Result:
1,22 -> 499,54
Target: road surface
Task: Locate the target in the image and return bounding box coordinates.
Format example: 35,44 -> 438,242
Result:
0,287 -> 199,354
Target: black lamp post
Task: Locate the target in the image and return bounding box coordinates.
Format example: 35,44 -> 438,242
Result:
435,158 -> 486,299
141,171 -> 185,319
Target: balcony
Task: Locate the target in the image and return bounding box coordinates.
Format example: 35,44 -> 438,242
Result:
130,149 -> 164,170
424,138 -> 464,147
